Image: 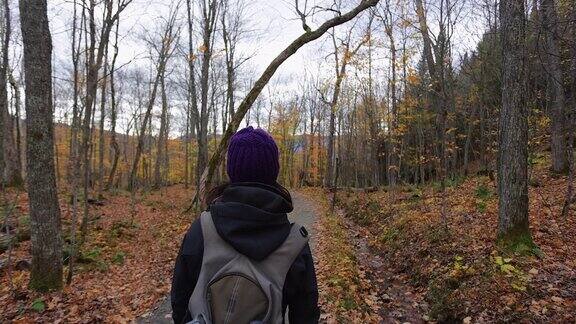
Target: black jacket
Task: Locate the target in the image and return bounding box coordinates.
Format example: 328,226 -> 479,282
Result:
170,183 -> 320,324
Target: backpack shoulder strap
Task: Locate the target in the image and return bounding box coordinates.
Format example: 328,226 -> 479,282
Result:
258,223 -> 310,285
199,211 -> 237,263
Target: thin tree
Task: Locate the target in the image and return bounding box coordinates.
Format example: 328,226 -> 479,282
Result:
153,69 -> 169,188
539,0 -> 567,173
377,0 -> 399,186
186,0 -> 199,188
323,22 -> 370,188
195,0 -> 220,187
79,0 -> 131,244
66,0 -> 83,285
106,14 -> 121,190
0,0 -> 22,187
97,41 -> 109,199
8,72 -> 22,176
562,4 -> 576,218
129,10 -> 180,191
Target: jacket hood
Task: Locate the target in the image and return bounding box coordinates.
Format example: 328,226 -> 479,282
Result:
208,182 -> 293,261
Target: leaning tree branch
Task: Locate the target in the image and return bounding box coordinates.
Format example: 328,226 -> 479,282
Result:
188,0 -> 379,211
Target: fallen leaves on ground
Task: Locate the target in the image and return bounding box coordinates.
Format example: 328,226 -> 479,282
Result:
0,185 -> 194,323
300,187 -> 380,323
337,157 -> 576,322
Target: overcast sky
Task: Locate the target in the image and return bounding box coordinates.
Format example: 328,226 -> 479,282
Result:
47,0 -> 328,81
33,0 -> 484,134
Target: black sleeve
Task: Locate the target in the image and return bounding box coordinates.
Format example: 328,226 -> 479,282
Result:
171,219 -> 204,324
285,244 -> 320,324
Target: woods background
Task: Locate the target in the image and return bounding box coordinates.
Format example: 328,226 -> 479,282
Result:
1,0 -> 576,322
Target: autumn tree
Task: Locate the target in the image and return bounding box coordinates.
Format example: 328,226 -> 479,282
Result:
322,19 -> 371,188
78,0 -> 132,243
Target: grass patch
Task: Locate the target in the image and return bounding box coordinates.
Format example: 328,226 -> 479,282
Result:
112,251 -> 126,265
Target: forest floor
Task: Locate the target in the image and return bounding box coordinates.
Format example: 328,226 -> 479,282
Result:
1,154 -> 575,323
335,155 -> 576,323
1,185 -> 359,323
1,185 -> 193,322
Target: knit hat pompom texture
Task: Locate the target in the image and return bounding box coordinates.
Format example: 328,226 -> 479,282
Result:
227,126 -> 280,184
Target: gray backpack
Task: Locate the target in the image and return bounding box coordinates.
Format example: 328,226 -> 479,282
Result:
187,212 -> 309,324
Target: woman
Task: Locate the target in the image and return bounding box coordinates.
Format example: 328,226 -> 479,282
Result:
171,126 -> 319,324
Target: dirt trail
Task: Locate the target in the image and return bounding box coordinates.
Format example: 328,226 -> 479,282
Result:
137,192 -> 318,323
343,216 -> 428,324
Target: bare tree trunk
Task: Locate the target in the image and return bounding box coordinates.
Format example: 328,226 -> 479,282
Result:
380,2 -> 399,186
463,105 -> 478,175
20,0 -> 63,291
196,0 -> 219,187
186,0 -> 199,186
97,44 -> 108,199
154,70 -> 168,188
8,72 -> 22,178
325,55 -> 344,188
326,25 -> 369,188
540,0 -> 567,173
106,16 -> 120,191
562,5 -> 576,218
498,0 -> 533,247
66,0 -> 82,285
414,0 -> 449,228
129,12 -> 177,191
79,0 -> 131,244
0,0 -> 22,187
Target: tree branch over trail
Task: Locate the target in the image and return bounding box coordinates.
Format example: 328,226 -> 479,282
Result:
190,0 -> 379,209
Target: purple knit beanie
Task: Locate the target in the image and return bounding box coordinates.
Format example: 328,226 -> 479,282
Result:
227,126 -> 279,184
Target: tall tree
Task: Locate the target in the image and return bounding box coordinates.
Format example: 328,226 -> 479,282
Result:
129,10 -> 179,190
106,15 -> 121,190
185,0 -> 199,188
497,0 -> 533,248
79,0 -> 131,243
19,0 -> 63,291
562,3 -> 576,218
154,69 -> 169,188
97,42 -> 109,198
378,0 -> 399,185
0,0 -> 22,187
195,0 -> 220,186
540,0 -> 567,173
324,24 -> 369,188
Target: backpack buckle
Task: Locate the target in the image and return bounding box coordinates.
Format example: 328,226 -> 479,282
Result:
299,226 -> 308,237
